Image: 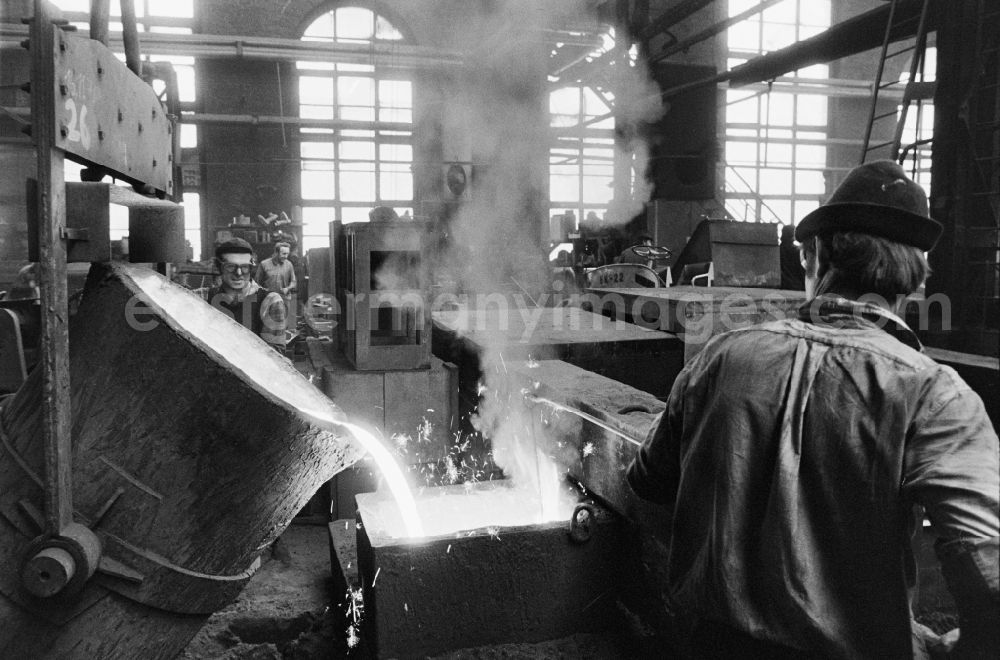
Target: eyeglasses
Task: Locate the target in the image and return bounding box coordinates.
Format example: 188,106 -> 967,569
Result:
221,263 -> 255,275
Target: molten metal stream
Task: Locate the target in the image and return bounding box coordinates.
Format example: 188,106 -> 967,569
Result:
523,394 -> 643,446
317,418 -> 425,538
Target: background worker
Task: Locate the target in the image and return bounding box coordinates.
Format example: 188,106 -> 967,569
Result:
627,160 -> 999,659
256,241 -> 297,335
617,232 -> 655,265
201,238 -> 287,349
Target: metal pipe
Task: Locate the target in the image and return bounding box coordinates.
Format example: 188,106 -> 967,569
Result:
89,0 -> 109,46
118,0 -> 140,75
179,112 -> 413,132
1,26 -> 464,69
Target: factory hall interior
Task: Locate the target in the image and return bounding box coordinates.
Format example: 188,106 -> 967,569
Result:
1,0 -> 999,658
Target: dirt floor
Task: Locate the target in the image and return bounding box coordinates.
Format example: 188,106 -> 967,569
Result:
177,521 -> 639,660
179,523 -> 345,659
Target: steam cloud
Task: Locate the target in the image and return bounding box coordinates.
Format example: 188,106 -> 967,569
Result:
431,1 -> 665,511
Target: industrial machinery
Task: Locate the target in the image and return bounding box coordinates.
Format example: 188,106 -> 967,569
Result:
0,2 -> 367,657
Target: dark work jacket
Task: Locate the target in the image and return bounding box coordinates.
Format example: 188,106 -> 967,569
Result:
627,295 -> 999,659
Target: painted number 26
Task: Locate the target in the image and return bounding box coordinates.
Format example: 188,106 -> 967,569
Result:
63,98 -> 91,149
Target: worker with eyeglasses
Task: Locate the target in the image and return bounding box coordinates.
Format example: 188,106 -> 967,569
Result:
198,238 -> 287,349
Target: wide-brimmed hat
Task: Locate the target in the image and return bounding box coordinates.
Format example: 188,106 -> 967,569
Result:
795,160 -> 943,251
214,237 -> 254,260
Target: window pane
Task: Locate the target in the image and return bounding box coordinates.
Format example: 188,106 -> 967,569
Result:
726,141 -> 758,165
342,207 -> 370,223
726,94 -> 759,123
380,167 -> 413,201
797,63 -> 829,79
145,62 -> 195,103
302,170 -> 335,200
182,192 -> 201,259
762,22 -> 796,51
795,170 -> 825,194
303,14 -> 335,39
379,144 -> 412,162
339,167 -> 375,201
550,176 -> 580,203
794,144 -> 826,166
728,20 -> 760,51
765,93 -> 794,126
582,87 -> 611,116
336,63 -> 375,73
763,142 -> 793,166
375,15 -> 403,40
379,107 -> 412,123
379,80 -> 412,108
148,0 -> 193,18
758,168 -> 791,195
180,123 -> 197,149
794,200 -> 817,224
300,105 -> 335,120
338,77 -> 374,103
108,203 -> 128,242
796,95 -> 827,125
765,199 -> 792,224
550,87 -> 581,116
301,207 -> 335,250
582,176 -> 613,204
297,60 -> 337,72
300,77 -> 334,105
339,141 -> 375,161
301,142 -> 335,160
336,7 -> 375,41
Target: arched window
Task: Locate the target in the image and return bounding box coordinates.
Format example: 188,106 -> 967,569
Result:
298,5 -> 413,249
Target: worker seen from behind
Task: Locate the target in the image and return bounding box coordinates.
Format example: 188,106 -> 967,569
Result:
627,160 -> 998,659
200,238 -> 287,349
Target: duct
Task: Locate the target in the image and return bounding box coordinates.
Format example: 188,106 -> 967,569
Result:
728,0 -> 939,88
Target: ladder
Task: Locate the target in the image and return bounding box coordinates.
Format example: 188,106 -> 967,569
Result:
859,0 -> 935,165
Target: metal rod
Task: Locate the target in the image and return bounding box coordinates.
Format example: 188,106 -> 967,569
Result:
523,394 -> 643,447
32,0 -> 73,535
